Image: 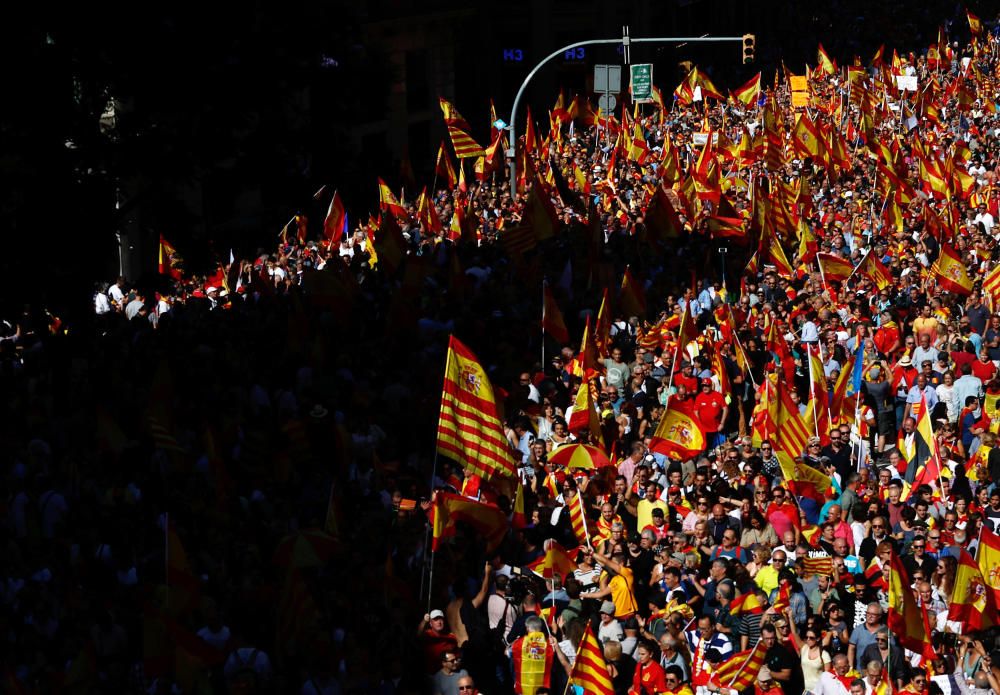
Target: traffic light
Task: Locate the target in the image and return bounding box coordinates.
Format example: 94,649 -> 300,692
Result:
742,34 -> 756,64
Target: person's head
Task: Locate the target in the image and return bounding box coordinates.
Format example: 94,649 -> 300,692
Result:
850,680 -> 867,695
429,609 -> 447,633
601,503 -> 615,521
635,639 -> 657,664
760,623 -> 778,649
456,675 -> 476,694
771,551 -> 787,569
721,528 -> 737,548
865,660 -> 884,683
832,537 -> 848,557
441,651 -> 462,674
875,629 -> 889,650
525,615 -> 545,633
697,615 -> 715,638
603,640 -> 623,662
831,653 -> 850,675
663,665 -> 685,690
865,602 -> 883,626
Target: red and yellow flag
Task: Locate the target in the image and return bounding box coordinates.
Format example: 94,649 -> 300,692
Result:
439,97 -> 485,158
377,178 -> 407,220
776,451 -> 831,504
711,643 -> 766,691
430,490 -> 508,552
323,190 -> 346,244
566,488 -> 591,546
931,243 -> 973,295
650,404 -> 707,460
435,141 -> 458,189
158,235 -> 184,281
949,548 -> 994,630
570,623 -> 615,695
817,252 -> 854,283
567,380 -> 605,447
978,527 -> 1000,606
542,285 -> 570,344
855,251 -> 893,290
969,9 -> 983,36
511,480 -> 527,530
731,72 -> 762,107
620,267 -> 647,317
436,336 -> 517,480
528,539 -> 578,580
985,264 -> 1000,310
728,592 -> 764,616
816,43 -> 836,75
888,550 -> 932,655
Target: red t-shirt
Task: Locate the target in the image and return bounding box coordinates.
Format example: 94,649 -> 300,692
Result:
952,351 -> 977,373
972,359 -> 997,383
675,373 -> 699,395
694,391 -> 727,433
632,660 -> 668,694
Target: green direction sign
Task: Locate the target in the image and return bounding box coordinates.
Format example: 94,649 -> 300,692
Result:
630,63 -> 653,103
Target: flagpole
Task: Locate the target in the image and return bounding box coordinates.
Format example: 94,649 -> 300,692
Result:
577,488 -> 592,550
542,278 -> 547,370
164,512 -> 169,612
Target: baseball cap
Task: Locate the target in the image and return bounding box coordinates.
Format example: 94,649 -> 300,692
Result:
429,609 -> 445,619
600,600 -> 617,615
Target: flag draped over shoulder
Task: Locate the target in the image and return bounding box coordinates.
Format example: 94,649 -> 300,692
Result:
439,97 -> 486,158
436,336 -> 517,480
570,624 -> 615,695
430,490 -> 508,552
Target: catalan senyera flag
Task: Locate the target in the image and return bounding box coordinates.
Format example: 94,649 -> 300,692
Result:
775,451 -> 831,504
817,252 -> 855,283
570,623 -> 614,695
430,490 -> 508,552
888,550 -> 932,654
728,592 -> 764,617
436,336 -> 518,480
323,190 -> 346,244
439,97 -> 485,158
949,548 -> 994,630
931,244 -> 973,296
711,643 -> 766,691
542,284 -> 570,344
566,488 -> 591,546
775,386 -> 811,458
969,8 -> 983,36
377,178 -> 408,220
984,263 -> 1000,310
799,554 -> 835,577
731,72 -> 762,107
649,404 -> 707,460
978,526 -> 1000,606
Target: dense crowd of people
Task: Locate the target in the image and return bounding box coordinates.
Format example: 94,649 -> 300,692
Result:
8,8 -> 1000,695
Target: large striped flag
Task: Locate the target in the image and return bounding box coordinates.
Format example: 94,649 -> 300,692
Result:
949,548 -> 994,630
439,97 -> 485,158
711,643 -> 766,691
569,624 -> 614,695
775,385 -> 811,458
649,404 -> 707,460
436,336 -> 517,480
429,491 -> 508,552
931,244 -> 973,296
799,554 -> 834,577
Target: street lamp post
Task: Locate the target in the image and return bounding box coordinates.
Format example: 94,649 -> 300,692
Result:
507,32 -> 748,193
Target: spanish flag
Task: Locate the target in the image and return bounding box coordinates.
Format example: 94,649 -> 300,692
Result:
436,336 -> 517,480
728,592 -> 764,616
888,550 -> 933,655
649,404 -> 707,460
570,624 -> 615,695
930,243 -> 973,296
158,235 -> 184,281
791,114 -> 829,166
511,480 -> 527,530
854,251 -> 893,290
817,252 -> 855,283
377,178 -> 408,220
969,9 -> 983,36
949,548 -> 994,630
323,190 -> 346,243
439,97 -> 486,159
978,526 -> 1000,606
430,490 -> 508,552
528,539 -> 578,580
435,140 -> 458,189
776,451 -> 831,504
730,72 -> 761,107
816,43 -> 837,75
567,379 -> 604,447
674,66 -> 725,104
